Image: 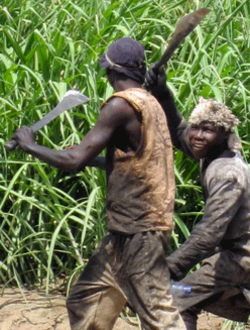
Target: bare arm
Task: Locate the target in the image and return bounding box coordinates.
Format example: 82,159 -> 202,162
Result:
11,97 -> 136,172
145,65 -> 182,144
64,146 -> 106,170
145,65 -> 194,158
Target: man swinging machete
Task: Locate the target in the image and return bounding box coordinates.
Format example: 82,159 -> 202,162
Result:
7,8 -> 211,330
8,37 -> 187,329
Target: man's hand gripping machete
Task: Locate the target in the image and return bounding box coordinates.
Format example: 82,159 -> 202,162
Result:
148,8 -> 210,73
5,90 -> 90,151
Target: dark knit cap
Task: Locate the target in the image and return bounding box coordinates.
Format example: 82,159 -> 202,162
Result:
100,37 -> 146,84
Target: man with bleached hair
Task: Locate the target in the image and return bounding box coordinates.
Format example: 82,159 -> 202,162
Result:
145,66 -> 250,330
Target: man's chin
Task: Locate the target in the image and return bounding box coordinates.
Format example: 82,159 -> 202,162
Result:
191,148 -> 207,159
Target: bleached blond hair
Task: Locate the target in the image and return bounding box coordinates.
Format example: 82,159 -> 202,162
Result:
189,97 -> 241,152
189,97 -> 239,131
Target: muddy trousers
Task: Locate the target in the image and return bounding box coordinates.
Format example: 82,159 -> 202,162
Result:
172,252 -> 250,325
66,231 -> 186,330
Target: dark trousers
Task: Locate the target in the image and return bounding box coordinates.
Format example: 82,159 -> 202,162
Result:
67,231 -> 185,330
173,252 -> 250,323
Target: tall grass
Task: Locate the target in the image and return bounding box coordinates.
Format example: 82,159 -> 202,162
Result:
0,0 -> 250,311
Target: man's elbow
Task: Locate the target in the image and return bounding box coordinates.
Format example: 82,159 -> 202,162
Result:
70,157 -> 87,173
61,149 -> 86,173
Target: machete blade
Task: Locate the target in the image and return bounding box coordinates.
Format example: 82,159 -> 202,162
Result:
5,90 -> 89,151
156,8 -> 211,68
31,90 -> 89,133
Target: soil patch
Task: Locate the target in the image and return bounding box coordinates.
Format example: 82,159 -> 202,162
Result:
0,287 -> 226,330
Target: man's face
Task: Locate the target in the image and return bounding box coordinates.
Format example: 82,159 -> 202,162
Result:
188,121 -> 228,159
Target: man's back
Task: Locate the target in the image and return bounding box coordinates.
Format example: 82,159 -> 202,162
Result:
104,88 -> 175,234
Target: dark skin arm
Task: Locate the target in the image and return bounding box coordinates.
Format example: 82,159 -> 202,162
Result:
64,146 -> 106,170
145,64 -> 183,148
11,97 -> 141,173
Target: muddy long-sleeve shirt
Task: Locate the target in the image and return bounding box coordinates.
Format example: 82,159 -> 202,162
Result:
153,88 -> 250,280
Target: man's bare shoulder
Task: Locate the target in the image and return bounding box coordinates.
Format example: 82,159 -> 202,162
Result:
103,95 -> 134,110
101,95 -> 137,123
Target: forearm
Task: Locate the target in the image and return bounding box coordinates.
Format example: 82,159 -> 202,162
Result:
25,143 -> 85,172
167,224 -> 220,280
168,178 -> 243,280
152,86 -> 182,128
151,86 -> 184,148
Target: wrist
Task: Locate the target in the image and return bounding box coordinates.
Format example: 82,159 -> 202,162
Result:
24,141 -> 37,154
151,85 -> 171,99
167,257 -> 186,281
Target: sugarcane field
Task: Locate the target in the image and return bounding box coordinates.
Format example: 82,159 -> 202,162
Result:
1,0 -> 250,329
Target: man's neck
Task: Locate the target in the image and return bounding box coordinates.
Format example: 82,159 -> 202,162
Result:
202,141 -> 230,173
114,79 -> 142,92
206,140 -> 228,162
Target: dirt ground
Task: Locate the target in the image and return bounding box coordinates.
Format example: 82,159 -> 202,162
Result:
0,286 -> 226,330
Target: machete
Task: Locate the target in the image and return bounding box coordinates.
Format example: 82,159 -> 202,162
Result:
154,8 -> 211,70
5,90 -> 90,151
